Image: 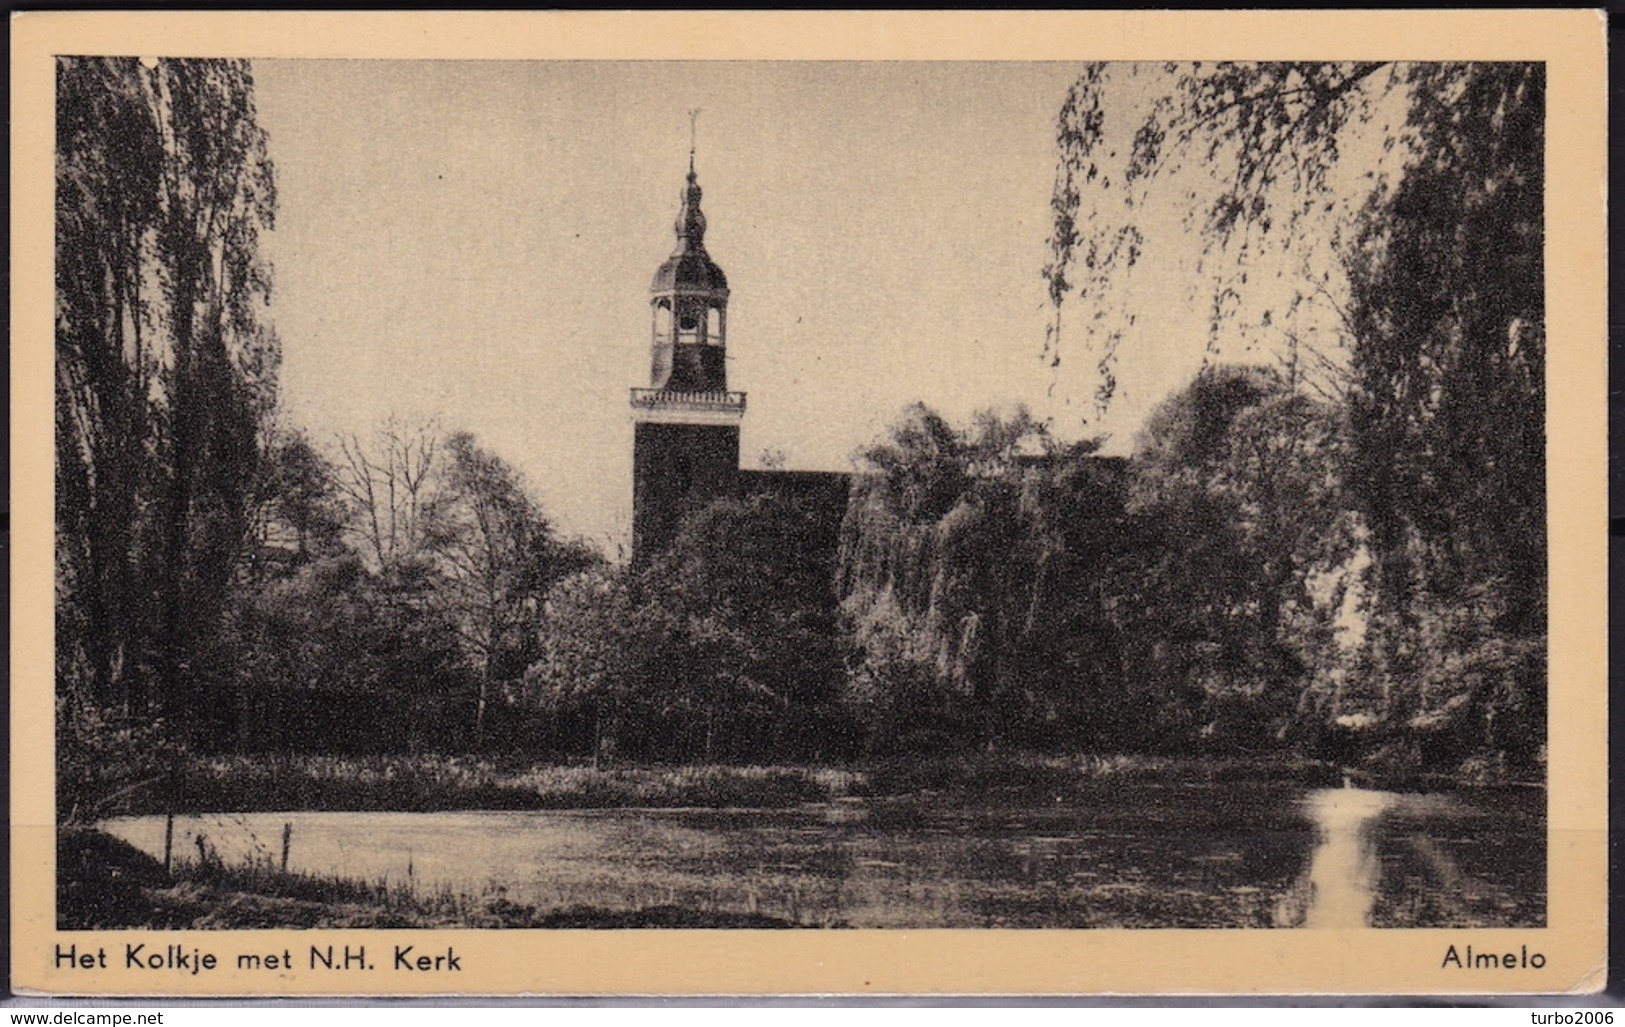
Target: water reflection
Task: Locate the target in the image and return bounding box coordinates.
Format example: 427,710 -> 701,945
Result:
1301,786 -> 1393,928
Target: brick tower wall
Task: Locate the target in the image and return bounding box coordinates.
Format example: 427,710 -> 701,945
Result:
631,421 -> 742,564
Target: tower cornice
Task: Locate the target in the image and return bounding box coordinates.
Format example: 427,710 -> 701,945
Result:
629,387 -> 746,426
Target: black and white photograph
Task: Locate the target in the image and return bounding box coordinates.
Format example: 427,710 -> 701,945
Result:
17,9 -> 1606,997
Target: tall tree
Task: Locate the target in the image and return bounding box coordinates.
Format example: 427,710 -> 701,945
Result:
1344,64 -> 1545,638
246,428 -> 349,579
528,567 -> 665,763
1341,65 -> 1545,770
1122,365 -> 1357,749
1043,61 -> 1546,771
56,58 -> 160,714
428,431 -> 596,748
56,57 -> 278,751
331,416 -> 442,572
645,490 -> 849,759
838,404 -> 1130,752
331,420 -> 597,749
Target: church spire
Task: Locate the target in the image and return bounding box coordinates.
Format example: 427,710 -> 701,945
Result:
675,109 -> 706,249
646,117 -> 731,394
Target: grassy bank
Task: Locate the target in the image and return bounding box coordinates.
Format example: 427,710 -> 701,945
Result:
99,752 -> 1361,817
131,756 -> 856,816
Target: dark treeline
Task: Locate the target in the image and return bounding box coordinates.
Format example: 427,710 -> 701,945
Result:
834,371 -> 1541,777
58,58 -> 1544,822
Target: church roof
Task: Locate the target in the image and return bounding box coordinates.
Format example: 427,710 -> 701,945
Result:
652,251 -> 728,293
651,163 -> 729,294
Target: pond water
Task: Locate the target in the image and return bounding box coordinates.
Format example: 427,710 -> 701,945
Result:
103,782 -> 1543,929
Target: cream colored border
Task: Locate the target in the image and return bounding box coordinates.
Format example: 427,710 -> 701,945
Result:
11,10 -> 1606,997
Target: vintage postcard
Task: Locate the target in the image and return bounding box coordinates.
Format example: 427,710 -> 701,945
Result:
11,10 -> 1606,997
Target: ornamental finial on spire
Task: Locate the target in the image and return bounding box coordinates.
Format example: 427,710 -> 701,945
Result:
687,107 -> 701,178
675,109 -> 707,247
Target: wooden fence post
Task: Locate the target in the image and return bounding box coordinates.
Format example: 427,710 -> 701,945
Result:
162,811 -> 175,876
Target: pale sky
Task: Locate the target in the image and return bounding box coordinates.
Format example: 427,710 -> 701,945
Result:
253,61 -> 1377,554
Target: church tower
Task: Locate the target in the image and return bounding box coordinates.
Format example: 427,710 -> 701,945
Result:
629,147 -> 745,564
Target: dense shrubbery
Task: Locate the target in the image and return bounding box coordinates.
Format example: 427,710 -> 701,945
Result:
528,491 -> 854,763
